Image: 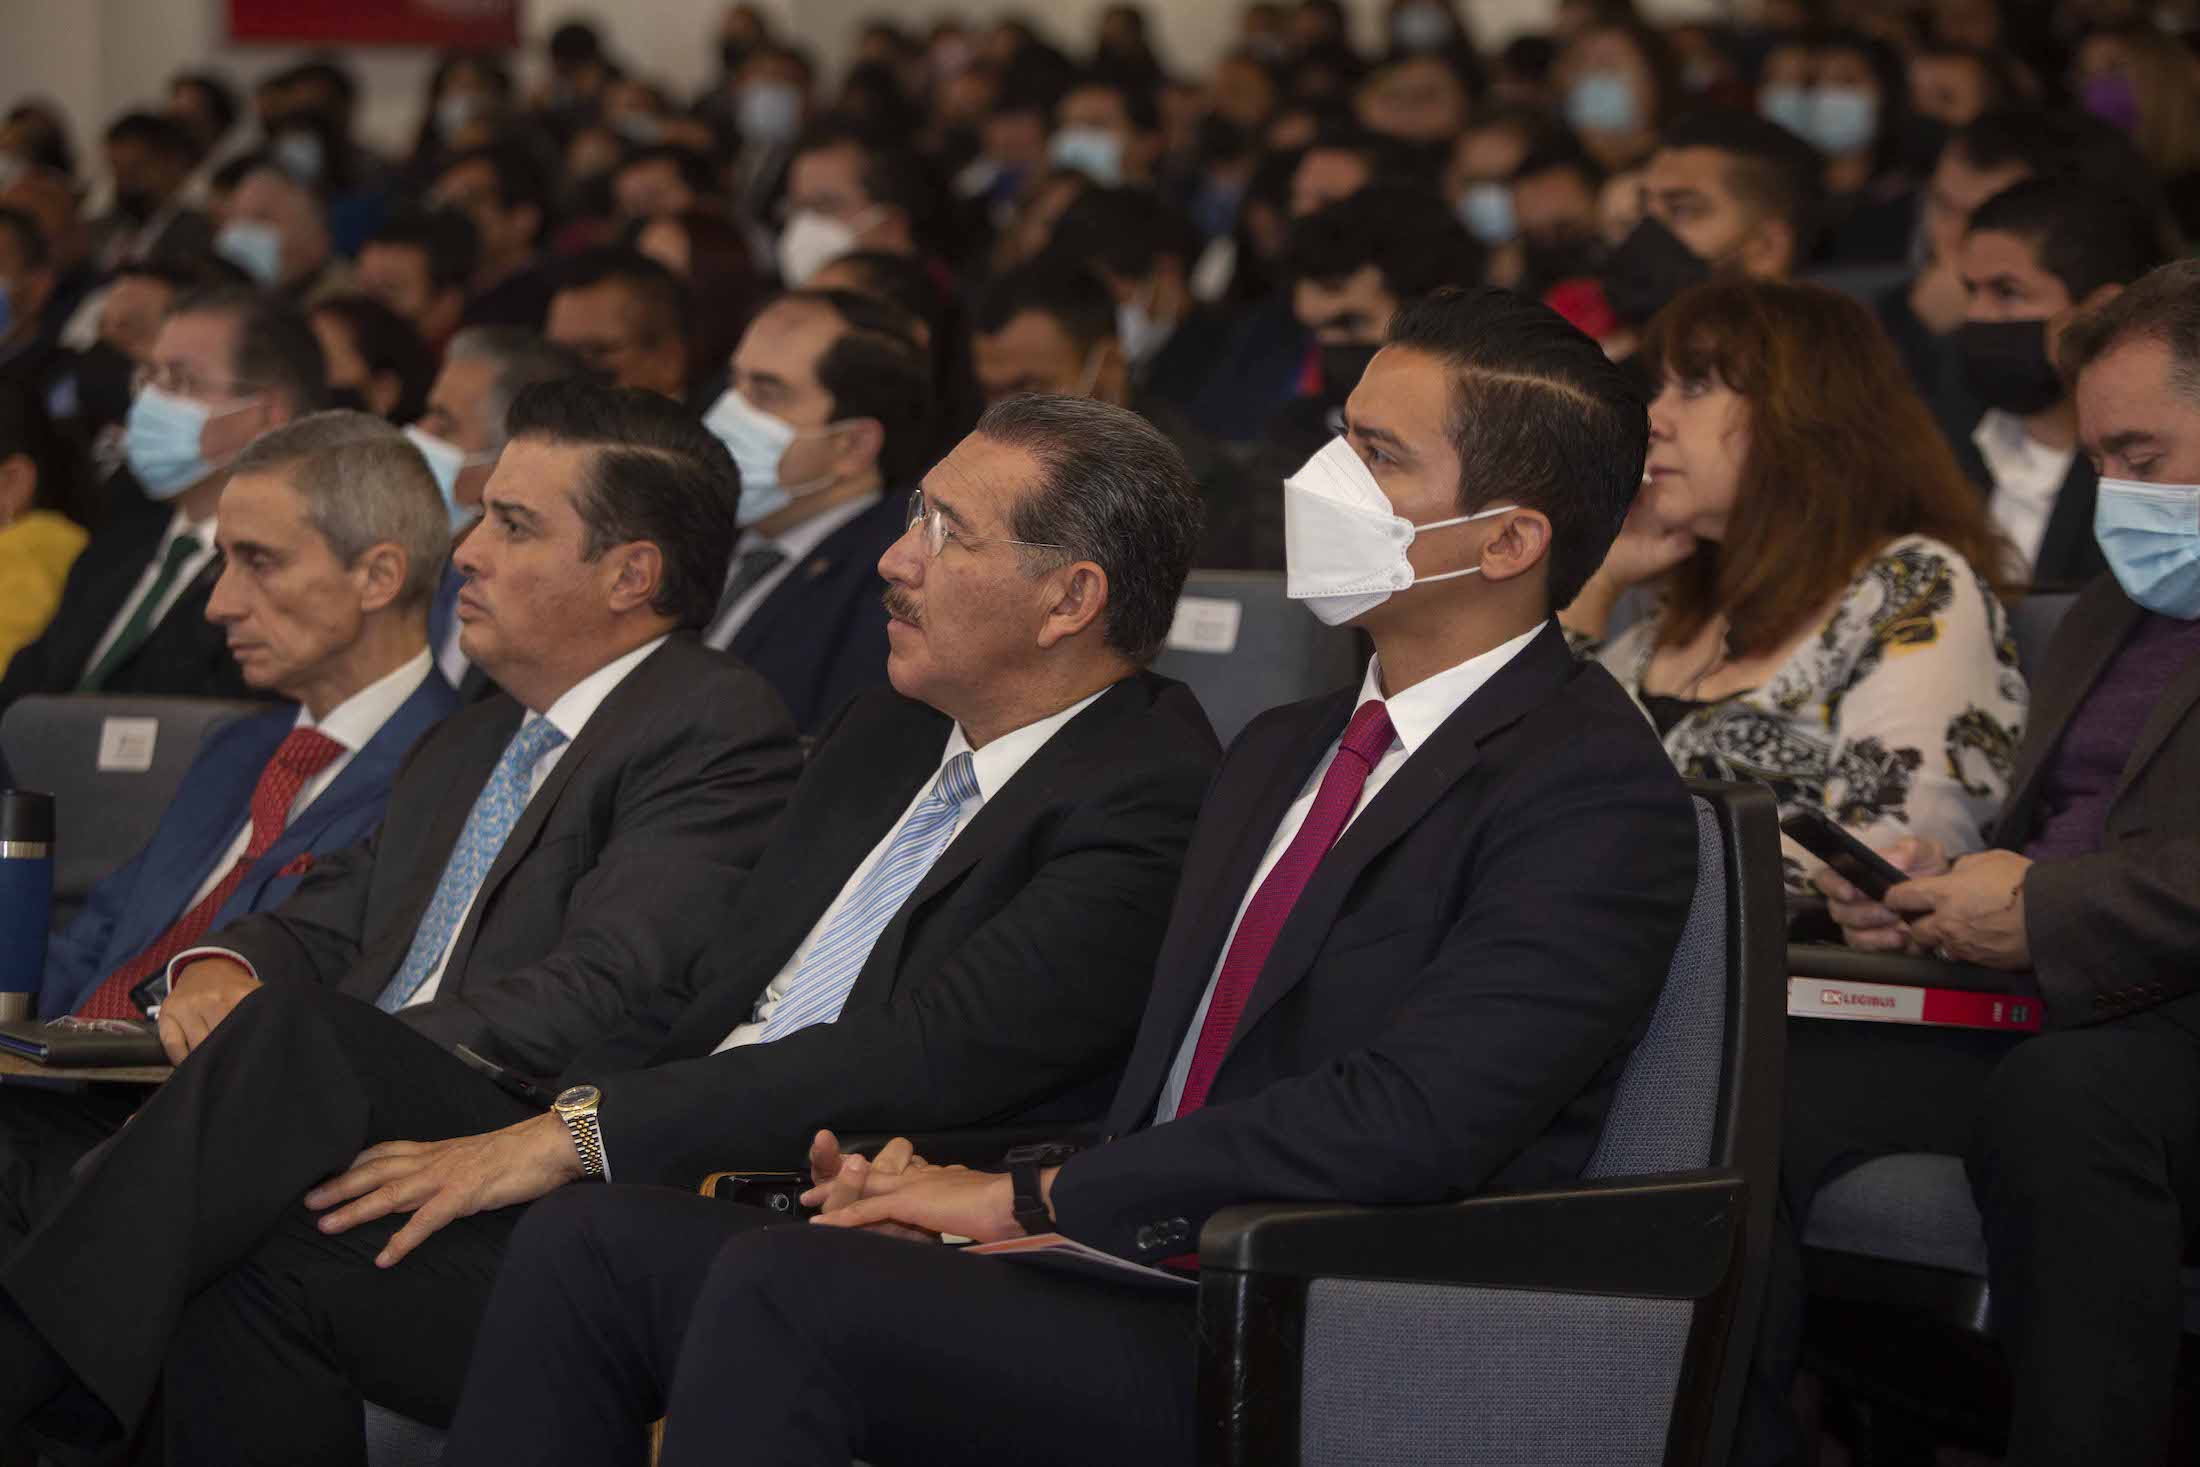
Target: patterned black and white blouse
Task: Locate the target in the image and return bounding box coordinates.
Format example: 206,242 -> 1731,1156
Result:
1582,535 -> 2030,885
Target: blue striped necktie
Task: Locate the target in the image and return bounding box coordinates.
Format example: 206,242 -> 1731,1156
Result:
760,751 -> 981,1040
376,716 -> 569,1013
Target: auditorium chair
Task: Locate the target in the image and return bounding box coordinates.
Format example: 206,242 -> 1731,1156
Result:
1787,944 -> 2200,1464
1151,571 -> 1361,745
1193,780 -> 1785,1467
2006,589 -> 2077,680
0,694 -> 265,927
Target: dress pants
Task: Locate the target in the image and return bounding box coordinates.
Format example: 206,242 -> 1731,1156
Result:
0,1084 -> 142,1259
1742,1012 -> 2200,1467
0,980 -> 535,1456
443,1186 -> 1201,1467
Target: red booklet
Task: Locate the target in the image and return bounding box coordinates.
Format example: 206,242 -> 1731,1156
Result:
1787,977 -> 2042,1032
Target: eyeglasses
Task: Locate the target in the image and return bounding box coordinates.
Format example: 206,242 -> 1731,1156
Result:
905,489 -> 1072,560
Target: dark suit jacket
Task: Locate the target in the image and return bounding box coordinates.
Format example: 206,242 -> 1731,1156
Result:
1048,624 -> 1701,1264
37,671 -> 460,1016
566,672 -> 1222,1187
215,635 -> 804,1076
728,493 -> 903,734
0,506 -> 265,719
1937,388 -> 2107,589
1992,576 -> 2200,1029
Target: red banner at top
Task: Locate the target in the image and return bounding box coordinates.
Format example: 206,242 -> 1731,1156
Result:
228,0 -> 521,47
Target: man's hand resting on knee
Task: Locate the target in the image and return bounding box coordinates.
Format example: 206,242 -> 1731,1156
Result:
158,958 -> 265,1063
304,1113 -> 585,1268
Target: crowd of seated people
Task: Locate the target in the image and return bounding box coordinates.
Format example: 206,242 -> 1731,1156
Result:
0,1 -> 2190,1462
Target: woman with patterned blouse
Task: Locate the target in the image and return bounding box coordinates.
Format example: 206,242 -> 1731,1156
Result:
1561,280 -> 2029,882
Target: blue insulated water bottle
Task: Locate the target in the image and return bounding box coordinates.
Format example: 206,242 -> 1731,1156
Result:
0,789 -> 54,1022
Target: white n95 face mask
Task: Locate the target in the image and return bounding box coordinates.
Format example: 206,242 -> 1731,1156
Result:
1283,436 -> 1518,626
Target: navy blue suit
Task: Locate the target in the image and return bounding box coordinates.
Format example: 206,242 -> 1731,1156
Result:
37,670 -> 460,1018
728,492 -> 904,734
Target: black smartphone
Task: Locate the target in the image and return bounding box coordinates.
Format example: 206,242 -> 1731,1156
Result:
1779,810 -> 1911,901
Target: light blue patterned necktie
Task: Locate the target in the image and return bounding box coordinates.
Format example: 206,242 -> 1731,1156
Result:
376,716 -> 569,1013
759,751 -> 982,1040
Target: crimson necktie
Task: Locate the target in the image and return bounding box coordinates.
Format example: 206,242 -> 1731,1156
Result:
75,727 -> 348,1020
1174,699 -> 1395,1118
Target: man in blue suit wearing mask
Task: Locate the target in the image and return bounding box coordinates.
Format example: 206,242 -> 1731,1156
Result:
698,288 -> 931,732
4,410 -> 459,1246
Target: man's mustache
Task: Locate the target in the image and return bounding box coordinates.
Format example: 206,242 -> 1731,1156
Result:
882,587 -> 921,627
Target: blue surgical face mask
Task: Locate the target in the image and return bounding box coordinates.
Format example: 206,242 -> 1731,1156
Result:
124,384 -> 229,500
215,220 -> 284,286
1566,72 -> 1639,133
1806,86 -> 1879,155
403,425 -> 493,533
1457,182 -> 1517,245
273,130 -> 325,185
1758,82 -> 1814,138
2096,477 -> 2200,618
1049,126 -> 1125,185
1391,2 -> 1454,53
0,281 -> 13,340
702,387 -> 839,527
738,81 -> 804,145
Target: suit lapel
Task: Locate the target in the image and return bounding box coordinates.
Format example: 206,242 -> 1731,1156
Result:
2114,632 -> 2200,805
1219,626 -> 1575,1061
1100,690 -> 1349,1134
660,695 -> 948,1055
842,676 -> 1154,1010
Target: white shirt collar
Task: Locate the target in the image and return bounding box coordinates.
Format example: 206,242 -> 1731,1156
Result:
1973,408 -> 2075,484
742,490 -> 883,563
163,506 -> 219,553
532,634 -> 672,743
1358,623 -> 1546,758
944,683 -> 1111,803
296,648 -> 434,750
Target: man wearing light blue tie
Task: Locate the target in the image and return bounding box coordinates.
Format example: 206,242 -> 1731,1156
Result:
0,379 -> 806,1459
0,394 -> 1221,1465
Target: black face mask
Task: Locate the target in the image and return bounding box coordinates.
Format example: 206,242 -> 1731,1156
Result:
1599,217 -> 1715,327
71,340 -> 137,431
1195,114 -> 1250,167
720,39 -> 751,74
1520,232 -> 1604,297
1957,317 -> 2065,416
111,187 -> 158,223
1894,116 -> 1951,176
1319,343 -> 1381,402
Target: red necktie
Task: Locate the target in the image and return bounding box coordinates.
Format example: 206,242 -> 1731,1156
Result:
75,727 -> 348,1019
1174,699 -> 1395,1119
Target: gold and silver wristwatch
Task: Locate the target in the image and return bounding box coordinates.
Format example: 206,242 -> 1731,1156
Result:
552,1084 -> 607,1179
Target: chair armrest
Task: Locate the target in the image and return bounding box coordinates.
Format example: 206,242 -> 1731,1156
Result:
1199,1171 -> 1744,1300
1787,942 -> 2030,995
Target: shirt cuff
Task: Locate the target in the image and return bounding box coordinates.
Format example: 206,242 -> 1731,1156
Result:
166,946 -> 258,988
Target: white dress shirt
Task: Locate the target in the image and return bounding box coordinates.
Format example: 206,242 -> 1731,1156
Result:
712,685 -> 1107,1053
435,617 -> 471,689
176,636 -> 670,1005
1152,628 -> 1543,1121
704,493 -> 883,650
180,650 -> 435,912
79,510 -> 221,680
1973,409 -> 2076,575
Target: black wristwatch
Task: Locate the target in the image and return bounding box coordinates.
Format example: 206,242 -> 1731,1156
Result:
1009,1159 -> 1054,1235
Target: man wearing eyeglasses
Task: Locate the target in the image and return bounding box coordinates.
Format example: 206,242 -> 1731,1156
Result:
0,396 -> 1221,1463
0,285 -> 327,721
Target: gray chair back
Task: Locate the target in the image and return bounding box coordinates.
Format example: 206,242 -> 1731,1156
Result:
364,1402 -> 445,1467
1150,571 -> 1360,746
0,694 -> 266,907
2008,591 -> 2077,680
1297,784 -> 1787,1467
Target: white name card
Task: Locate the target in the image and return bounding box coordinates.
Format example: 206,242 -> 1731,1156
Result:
96,717 -> 159,773
1165,597 -> 1242,655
